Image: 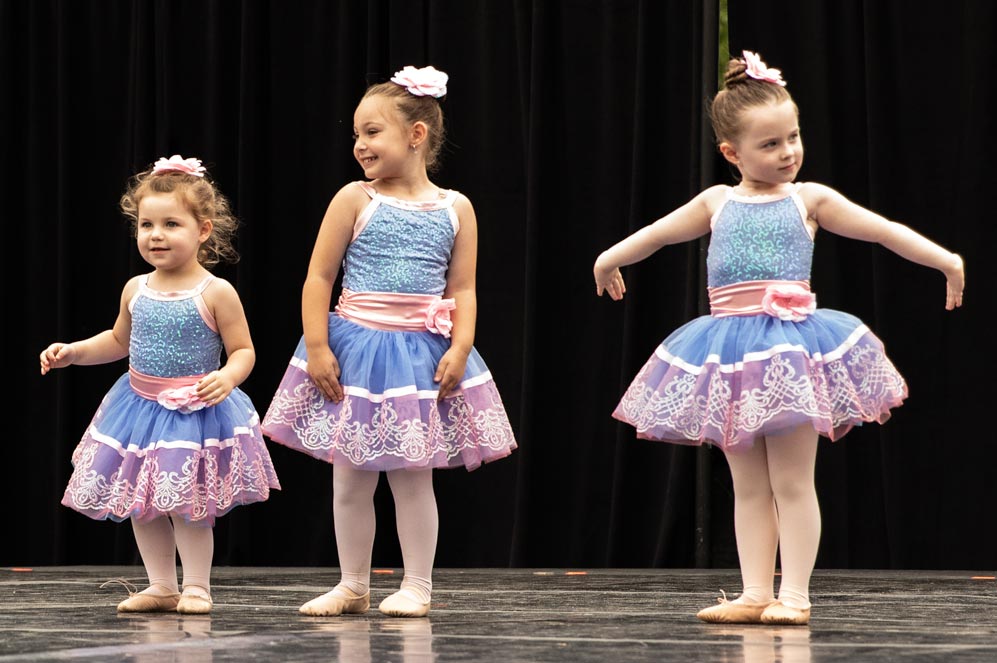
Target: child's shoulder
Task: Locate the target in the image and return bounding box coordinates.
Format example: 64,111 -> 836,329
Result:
795,181 -> 841,208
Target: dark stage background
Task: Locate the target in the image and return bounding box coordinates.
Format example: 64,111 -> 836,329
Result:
5,1 -> 992,571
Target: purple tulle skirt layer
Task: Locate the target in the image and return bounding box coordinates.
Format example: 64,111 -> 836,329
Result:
613,308 -> 908,451
262,315 -> 517,471
61,374 -> 281,526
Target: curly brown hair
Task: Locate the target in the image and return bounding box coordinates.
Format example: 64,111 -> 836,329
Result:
120,164 -> 239,268
709,55 -> 797,145
363,81 -> 447,173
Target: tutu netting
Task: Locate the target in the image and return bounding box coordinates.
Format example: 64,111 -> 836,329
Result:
262,313 -> 517,471
613,308 -> 908,451
62,373 -> 281,526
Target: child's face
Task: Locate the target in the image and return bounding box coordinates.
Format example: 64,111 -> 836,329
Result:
727,99 -> 803,187
352,95 -> 412,179
136,192 -> 211,273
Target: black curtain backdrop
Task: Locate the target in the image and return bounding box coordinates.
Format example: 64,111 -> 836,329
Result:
5,1 -> 992,572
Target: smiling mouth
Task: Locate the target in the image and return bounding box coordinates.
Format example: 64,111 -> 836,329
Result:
361,156 -> 377,166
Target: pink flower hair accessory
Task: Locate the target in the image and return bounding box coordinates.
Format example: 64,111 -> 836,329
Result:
390,65 -> 449,98
761,283 -> 816,322
157,385 -> 207,414
152,154 -> 207,177
742,50 -> 786,87
425,298 -> 457,337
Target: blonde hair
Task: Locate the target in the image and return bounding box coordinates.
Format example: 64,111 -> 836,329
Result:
363,81 -> 446,173
120,166 -> 239,268
709,56 -> 796,145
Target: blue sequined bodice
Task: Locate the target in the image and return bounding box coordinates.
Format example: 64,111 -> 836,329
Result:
707,191 -> 814,288
129,276 -> 222,377
342,184 -> 457,295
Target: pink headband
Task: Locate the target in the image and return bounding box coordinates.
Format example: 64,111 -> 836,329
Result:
390,65 -> 448,98
742,51 -> 786,86
151,154 -> 207,177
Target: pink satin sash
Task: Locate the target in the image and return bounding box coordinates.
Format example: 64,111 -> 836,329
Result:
709,279 -> 812,318
129,366 -> 205,400
335,288 -> 456,336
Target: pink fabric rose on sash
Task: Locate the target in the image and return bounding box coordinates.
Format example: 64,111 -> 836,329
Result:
157,385 -> 207,414
425,298 -> 457,337
761,283 -> 816,322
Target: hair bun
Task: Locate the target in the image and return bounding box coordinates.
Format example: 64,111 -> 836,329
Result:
723,59 -> 750,88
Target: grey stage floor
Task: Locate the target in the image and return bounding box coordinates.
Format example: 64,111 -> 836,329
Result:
2,566 -> 997,662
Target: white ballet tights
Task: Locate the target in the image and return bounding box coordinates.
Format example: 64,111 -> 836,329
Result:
130,517 -> 214,598
174,518 -> 214,596
723,424 -> 821,610
332,464 -> 380,596
386,468 -> 437,603
131,518 -> 179,595
331,464 -> 438,603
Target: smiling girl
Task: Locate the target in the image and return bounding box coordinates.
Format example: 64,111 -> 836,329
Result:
262,66 -> 516,618
40,155 -> 280,614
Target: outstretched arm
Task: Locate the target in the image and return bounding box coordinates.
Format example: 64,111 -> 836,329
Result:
805,183 -> 965,310
593,186 -> 721,300
39,278 -> 136,374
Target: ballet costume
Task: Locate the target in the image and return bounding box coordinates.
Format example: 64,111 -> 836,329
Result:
614,185 -> 907,450
262,182 -> 516,617
61,274 -> 280,612
262,182 -> 517,470
62,274 -> 280,523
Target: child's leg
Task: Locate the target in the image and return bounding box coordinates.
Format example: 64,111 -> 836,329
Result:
764,424 -> 820,610
172,517 -> 215,614
130,517 -> 180,595
300,464 -> 379,615
116,517 -> 181,612
723,439 -> 779,604
379,468 -> 436,617
172,517 -> 214,597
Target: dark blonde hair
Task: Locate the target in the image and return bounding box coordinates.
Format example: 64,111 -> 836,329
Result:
363,81 -> 446,173
120,166 -> 239,268
709,56 -> 797,145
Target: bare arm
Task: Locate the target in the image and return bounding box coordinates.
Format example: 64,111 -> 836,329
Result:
593,186 -> 722,300
39,277 -> 137,374
435,194 -> 477,400
803,182 -> 965,310
196,278 -> 255,405
302,183 -> 366,401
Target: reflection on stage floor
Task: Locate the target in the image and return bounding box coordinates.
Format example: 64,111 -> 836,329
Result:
2,567 -> 997,661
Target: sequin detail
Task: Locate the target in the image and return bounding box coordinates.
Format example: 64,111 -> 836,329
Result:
707,195 -> 812,287
129,279 -> 221,377
343,201 -> 455,295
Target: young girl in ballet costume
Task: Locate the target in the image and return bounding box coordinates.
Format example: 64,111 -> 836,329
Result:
594,51 -> 964,625
40,155 -> 281,614
262,65 -> 517,618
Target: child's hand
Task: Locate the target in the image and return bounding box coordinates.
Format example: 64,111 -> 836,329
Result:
943,253 -> 965,310
195,370 -> 235,406
594,260 -> 626,300
39,342 -> 75,375
434,346 -> 469,401
307,347 -> 345,403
